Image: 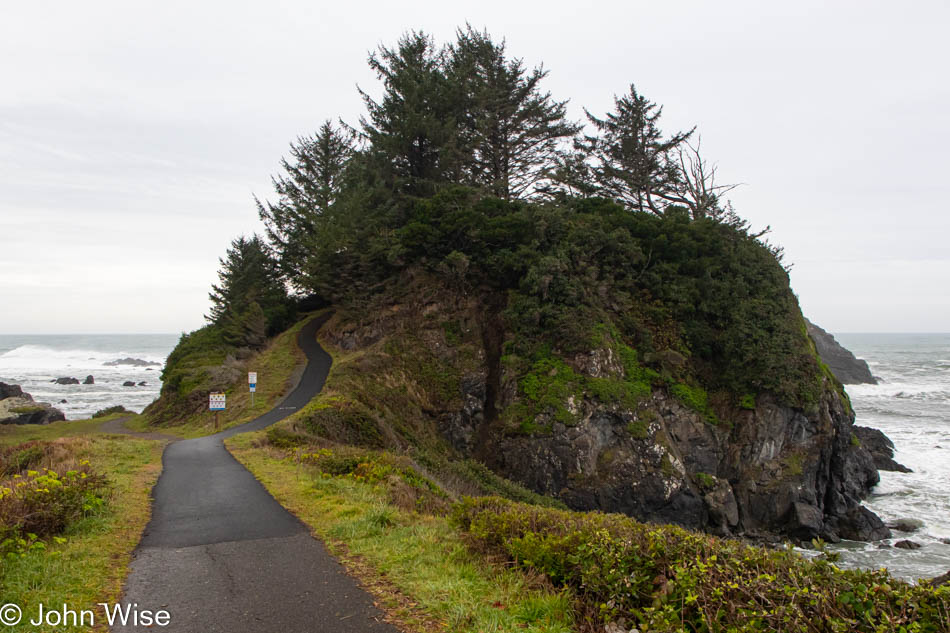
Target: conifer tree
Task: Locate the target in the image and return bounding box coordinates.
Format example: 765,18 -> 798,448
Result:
448,26 -> 579,200
257,121 -> 353,280
581,84 -> 693,214
359,31 -> 458,195
207,235 -> 291,347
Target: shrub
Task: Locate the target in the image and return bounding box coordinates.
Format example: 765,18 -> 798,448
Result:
452,497 -> 950,632
1,461 -> 109,558
92,405 -> 129,418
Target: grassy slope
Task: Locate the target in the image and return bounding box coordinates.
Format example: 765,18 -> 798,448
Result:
0,418 -> 164,633
142,313 -> 316,437
227,432 -> 574,633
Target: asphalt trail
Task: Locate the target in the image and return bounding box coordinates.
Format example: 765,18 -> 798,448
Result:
116,313 -> 400,632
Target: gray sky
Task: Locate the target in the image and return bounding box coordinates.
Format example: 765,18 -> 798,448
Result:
2,0 -> 947,334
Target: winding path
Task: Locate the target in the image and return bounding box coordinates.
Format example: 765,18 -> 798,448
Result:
116,314 -> 399,632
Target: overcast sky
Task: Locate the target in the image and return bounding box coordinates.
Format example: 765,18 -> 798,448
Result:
1,0 -> 947,334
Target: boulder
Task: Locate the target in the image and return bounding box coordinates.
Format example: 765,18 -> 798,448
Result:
894,539 -> 922,550
805,320 -> 876,384
853,426 -> 912,473
137,381 -> 147,386
122,381 -> 137,387
832,506 -> 891,541
59,399 -> 68,404
0,396 -> 66,425
83,375 -> 95,385
0,382 -> 30,401
54,377 -> 80,385
887,518 -> 925,533
786,502 -> 825,540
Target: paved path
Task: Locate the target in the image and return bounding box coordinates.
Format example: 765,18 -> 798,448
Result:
98,415 -> 178,442
116,314 -> 400,632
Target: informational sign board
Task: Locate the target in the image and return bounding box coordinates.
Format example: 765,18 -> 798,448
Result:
249,383 -> 256,393
248,372 -> 257,384
209,393 -> 226,411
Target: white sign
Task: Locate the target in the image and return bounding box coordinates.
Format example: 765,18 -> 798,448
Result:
209,393 -> 226,411
249,383 -> 256,393
248,372 -> 257,384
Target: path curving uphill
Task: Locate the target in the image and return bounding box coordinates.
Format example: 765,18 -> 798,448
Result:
115,314 -> 399,632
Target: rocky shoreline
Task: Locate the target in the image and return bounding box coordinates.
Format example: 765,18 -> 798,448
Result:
0,382 -> 66,425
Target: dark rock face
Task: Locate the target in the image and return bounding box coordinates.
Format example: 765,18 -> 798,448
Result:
454,370 -> 888,541
83,375 -> 95,384
0,382 -> 30,401
805,320 -> 876,384
122,381 -> 137,387
54,376 -> 80,385
0,384 -> 66,425
853,426 -> 912,473
105,357 -> 161,367
894,539 -> 922,550
931,570 -> 950,588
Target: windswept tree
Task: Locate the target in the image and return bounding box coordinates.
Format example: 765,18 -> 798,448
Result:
359,31 -> 459,195
668,138 -> 739,220
447,26 -> 579,200
207,235 -> 292,347
582,84 -> 693,214
257,121 -> 353,281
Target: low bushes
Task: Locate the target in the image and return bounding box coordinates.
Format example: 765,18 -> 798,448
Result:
0,441 -> 110,559
92,405 -> 129,418
452,497 -> 950,633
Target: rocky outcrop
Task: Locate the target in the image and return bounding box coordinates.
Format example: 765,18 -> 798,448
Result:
0,383 -> 66,425
104,357 -> 161,367
0,382 -> 29,400
122,381 -> 137,387
805,320 -> 876,384
446,365 -> 888,541
853,426 -> 912,472
53,376 -> 80,385
83,375 -> 95,384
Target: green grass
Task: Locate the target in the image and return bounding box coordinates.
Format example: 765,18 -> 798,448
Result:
0,412 -> 131,446
0,432 -> 163,633
227,432 -> 575,633
142,312 -> 319,437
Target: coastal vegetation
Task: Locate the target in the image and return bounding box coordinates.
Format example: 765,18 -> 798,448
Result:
0,420 -> 164,631
139,26 -> 950,630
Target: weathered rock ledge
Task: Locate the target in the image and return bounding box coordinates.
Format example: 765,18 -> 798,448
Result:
0,382 -> 66,425
806,319 -> 876,384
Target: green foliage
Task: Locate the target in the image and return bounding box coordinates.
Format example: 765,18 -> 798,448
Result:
671,383 -> 719,426
739,393 -> 756,410
851,432 -> 861,447
1,456 -> 109,559
693,472 -> 716,490
91,405 -> 129,418
207,234 -> 294,347
452,497 -> 950,632
265,426 -> 310,450
625,419 -> 649,439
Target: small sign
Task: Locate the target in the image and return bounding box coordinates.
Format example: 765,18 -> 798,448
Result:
248,372 -> 257,384
249,383 -> 256,393
209,393 -> 226,411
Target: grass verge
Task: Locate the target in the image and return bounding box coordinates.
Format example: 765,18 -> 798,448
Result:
0,426 -> 164,633
226,431 -> 575,633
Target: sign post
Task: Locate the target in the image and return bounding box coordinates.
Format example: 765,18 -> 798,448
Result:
209,392 -> 226,430
248,372 -> 257,407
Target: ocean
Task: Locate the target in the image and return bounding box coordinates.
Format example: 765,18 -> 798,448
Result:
830,333 -> 950,581
0,334 -> 179,419
0,332 -> 947,580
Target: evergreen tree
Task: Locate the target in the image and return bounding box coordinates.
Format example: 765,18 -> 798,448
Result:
581,84 -> 694,214
207,235 -> 292,347
359,31 -> 459,195
448,26 -> 579,200
257,121 -> 353,281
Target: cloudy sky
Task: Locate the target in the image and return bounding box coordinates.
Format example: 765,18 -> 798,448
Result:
1,0 -> 947,334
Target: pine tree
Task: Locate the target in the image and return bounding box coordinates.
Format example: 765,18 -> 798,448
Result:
256,121 -> 353,281
207,235 -> 291,347
447,26 -> 579,200
359,31 -> 459,195
581,84 -> 694,214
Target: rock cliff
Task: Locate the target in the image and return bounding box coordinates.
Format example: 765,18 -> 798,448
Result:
806,320 -> 877,384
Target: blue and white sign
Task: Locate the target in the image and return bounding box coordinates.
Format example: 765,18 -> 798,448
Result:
249,383 -> 256,393
209,393 -> 226,411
